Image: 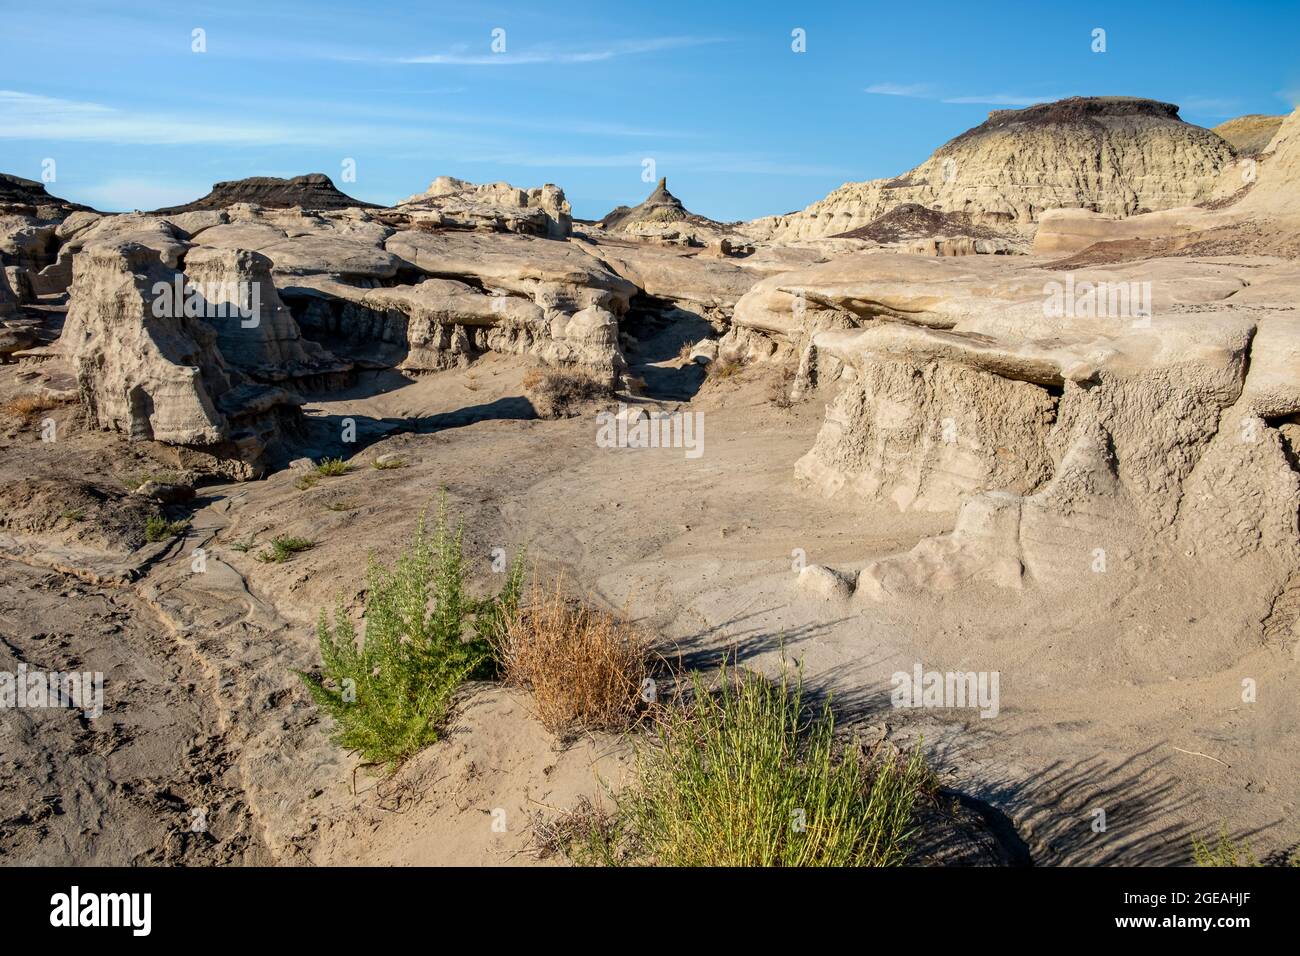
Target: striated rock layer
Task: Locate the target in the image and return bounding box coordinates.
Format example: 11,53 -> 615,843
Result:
746,97 -> 1236,242
780,252 -> 1300,611
49,242 -> 304,475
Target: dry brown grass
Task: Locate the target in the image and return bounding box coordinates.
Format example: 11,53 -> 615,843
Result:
523,366 -> 611,418
495,579 -> 650,735
706,356 -> 746,381
0,393 -> 63,422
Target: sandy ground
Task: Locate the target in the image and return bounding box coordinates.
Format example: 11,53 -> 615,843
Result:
1,331 -> 1296,866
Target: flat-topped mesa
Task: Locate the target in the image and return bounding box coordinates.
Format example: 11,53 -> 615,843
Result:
745,96 -> 1237,242
154,174 -> 376,214
0,172 -> 92,216
391,176 -> 573,238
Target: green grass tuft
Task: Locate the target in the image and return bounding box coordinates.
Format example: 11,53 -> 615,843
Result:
144,515 -> 190,542
314,457 -> 351,477
255,535 -> 316,563
297,497 -> 525,770
593,662 -> 930,866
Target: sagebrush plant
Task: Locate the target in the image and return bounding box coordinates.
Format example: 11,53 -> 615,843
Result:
298,499 -> 525,770
605,662 -> 930,867
495,578 -> 649,735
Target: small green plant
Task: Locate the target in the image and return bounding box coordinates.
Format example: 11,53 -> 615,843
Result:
371,457 -> 404,470
298,498 -> 525,770
256,535 -> 316,563
600,662 -> 931,867
1192,827 -> 1259,867
144,515 -> 190,542
324,499 -> 358,512
294,473 -> 319,491
229,535 -> 258,553
60,508 -> 85,522
315,457 -> 351,477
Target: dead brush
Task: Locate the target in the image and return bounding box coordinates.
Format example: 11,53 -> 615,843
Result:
0,393 -> 64,422
495,578 -> 650,735
522,366 -> 611,419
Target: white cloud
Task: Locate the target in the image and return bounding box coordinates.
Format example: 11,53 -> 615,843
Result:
394,35 -> 724,65
865,85 -> 1061,107
0,89 -> 359,146
864,83 -> 933,98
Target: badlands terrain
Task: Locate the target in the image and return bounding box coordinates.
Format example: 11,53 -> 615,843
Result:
1,96 -> 1298,866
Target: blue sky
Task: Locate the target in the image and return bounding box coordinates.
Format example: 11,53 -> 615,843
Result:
1,0 -> 1297,220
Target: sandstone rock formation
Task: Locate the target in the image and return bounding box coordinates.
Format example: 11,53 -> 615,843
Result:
393,176 -> 573,238
154,173 -> 375,214
284,230 -> 637,381
181,246 -> 350,384
46,242 -> 302,474
783,252 -> 1299,613
1030,107 -> 1300,258
0,173 -> 90,216
746,97 -> 1236,242
1213,113 -> 1286,157
598,178 -> 735,246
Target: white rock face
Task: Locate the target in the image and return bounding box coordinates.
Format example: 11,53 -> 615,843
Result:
745,97 -> 1236,242
52,242 -> 302,472
397,176 -> 573,238
181,245 -> 349,383
776,251 -> 1300,603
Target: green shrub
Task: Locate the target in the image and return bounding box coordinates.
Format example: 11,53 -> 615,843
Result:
256,535 -> 316,563
315,457 -> 351,477
605,663 -> 930,866
229,535 -> 258,553
145,515 -> 190,542
1192,827 -> 1258,867
298,500 -> 524,770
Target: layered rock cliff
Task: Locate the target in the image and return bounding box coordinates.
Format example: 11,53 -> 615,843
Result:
745,97 -> 1236,242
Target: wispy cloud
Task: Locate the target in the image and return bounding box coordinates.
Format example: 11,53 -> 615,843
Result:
865,83 -> 1061,107
462,149 -> 848,178
0,89 -> 369,146
0,89 -> 673,148
391,35 -> 724,65
864,83 -> 934,98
